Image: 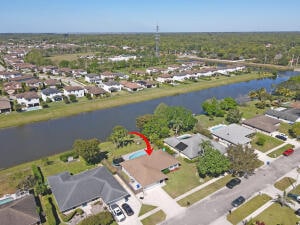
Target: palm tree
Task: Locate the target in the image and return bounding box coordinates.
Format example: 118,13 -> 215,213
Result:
272,190 -> 295,207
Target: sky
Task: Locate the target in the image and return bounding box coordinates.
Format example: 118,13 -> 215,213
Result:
1,0 -> 300,33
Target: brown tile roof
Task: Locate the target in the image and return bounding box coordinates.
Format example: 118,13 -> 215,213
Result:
44,79 -> 61,86
120,150 -> 179,187
9,75 -> 34,82
0,98 -> 11,110
158,73 -> 173,78
85,86 -> 106,95
120,81 -> 141,89
64,86 -> 84,92
0,194 -> 40,225
242,115 -> 281,133
16,91 -> 39,100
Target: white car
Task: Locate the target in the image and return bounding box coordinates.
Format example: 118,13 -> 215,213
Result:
110,203 -> 126,222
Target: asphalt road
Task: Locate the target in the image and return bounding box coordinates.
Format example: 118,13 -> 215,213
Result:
161,147 -> 300,225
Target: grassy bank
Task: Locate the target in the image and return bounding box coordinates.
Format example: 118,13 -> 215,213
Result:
0,72 -> 272,129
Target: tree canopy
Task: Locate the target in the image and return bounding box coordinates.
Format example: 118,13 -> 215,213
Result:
109,125 -> 132,148
227,144 -> 258,176
73,138 -> 101,164
197,143 -> 230,177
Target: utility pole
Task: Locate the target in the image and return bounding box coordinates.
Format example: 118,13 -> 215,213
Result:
155,24 -> 160,58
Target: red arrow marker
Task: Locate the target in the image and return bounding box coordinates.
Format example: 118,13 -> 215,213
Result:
129,131 -> 153,156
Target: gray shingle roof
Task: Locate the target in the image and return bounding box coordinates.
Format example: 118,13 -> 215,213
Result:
211,124 -> 255,145
47,166 -> 129,212
41,88 -> 60,96
266,108 -> 300,123
164,133 -> 227,159
0,194 -> 40,225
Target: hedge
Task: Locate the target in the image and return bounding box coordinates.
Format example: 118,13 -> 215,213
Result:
43,197 -> 58,225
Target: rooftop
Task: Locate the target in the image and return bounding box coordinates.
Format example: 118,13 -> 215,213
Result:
47,166 -> 128,212
242,115 -> 281,133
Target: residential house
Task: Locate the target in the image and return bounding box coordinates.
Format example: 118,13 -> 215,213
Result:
242,115 -> 281,134
265,108 -> 300,124
146,67 -> 162,75
120,81 -> 143,92
108,55 -> 136,62
3,82 -> 22,94
85,86 -> 107,98
156,74 -> 174,83
84,74 -> 101,84
44,79 -> 61,88
58,68 -> 72,76
211,124 -> 255,146
47,166 -> 129,212
136,80 -> 157,88
172,73 -> 190,82
8,74 -> 34,83
121,150 -> 179,191
40,65 -> 58,74
164,133 -> 227,159
16,91 -> 40,109
100,80 -> 122,93
24,78 -> 43,89
72,69 -> 87,78
100,72 -> 128,81
63,86 -> 85,98
41,88 -> 62,102
0,97 -> 11,114
0,194 -> 40,225
0,71 -> 22,80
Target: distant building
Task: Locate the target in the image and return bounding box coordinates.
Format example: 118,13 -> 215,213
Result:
16,91 -> 40,110
63,86 -> 85,98
41,88 -> 62,102
0,97 -> 11,114
265,108 -> 300,124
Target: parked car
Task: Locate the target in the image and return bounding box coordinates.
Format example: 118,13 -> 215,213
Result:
231,196 -> 245,207
110,204 -> 126,222
275,134 -> 287,141
226,178 -> 241,189
283,148 -> 294,156
295,208 -> 300,216
122,203 -> 134,216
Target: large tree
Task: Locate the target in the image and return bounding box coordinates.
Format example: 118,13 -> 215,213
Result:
142,116 -> 169,142
109,125 -> 131,148
197,145 -> 230,177
227,145 -> 258,176
73,138 -> 101,164
272,190 -> 294,208
202,97 -> 224,117
226,108 -> 243,124
289,122 -> 300,139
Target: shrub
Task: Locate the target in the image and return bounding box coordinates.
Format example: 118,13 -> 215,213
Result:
184,157 -> 199,164
162,168 -> 170,174
43,197 -> 58,225
102,159 -> 117,174
256,137 -> 266,146
59,151 -> 79,162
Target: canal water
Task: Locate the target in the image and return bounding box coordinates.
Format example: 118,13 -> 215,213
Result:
0,71 -> 298,168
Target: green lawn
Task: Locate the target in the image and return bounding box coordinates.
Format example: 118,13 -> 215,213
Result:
162,157 -> 211,198
141,210 -> 166,225
238,101 -> 268,119
274,177 -> 296,191
251,133 -> 284,152
177,175 -> 232,206
227,194 -> 271,225
195,114 -> 227,129
289,184 -> 300,195
0,152 -> 94,195
267,144 -> 295,158
254,203 -> 299,225
138,204 -> 157,217
278,122 -> 293,138
100,141 -> 146,162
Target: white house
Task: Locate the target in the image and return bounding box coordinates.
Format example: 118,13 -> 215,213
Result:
100,81 -> 122,93
16,91 -> 40,109
84,74 -> 101,84
156,74 -> 174,83
108,55 -> 136,62
41,88 -> 62,102
63,86 -> 85,98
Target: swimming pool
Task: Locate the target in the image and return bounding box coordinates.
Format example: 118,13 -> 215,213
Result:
0,197 -> 14,205
210,124 -> 227,132
129,150 -> 146,160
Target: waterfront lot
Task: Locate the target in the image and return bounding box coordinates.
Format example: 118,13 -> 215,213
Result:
251,132 -> 284,152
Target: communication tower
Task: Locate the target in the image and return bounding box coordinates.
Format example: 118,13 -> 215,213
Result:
155,25 -> 160,57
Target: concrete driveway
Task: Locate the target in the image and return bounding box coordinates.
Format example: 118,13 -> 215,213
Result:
138,186 -> 185,220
